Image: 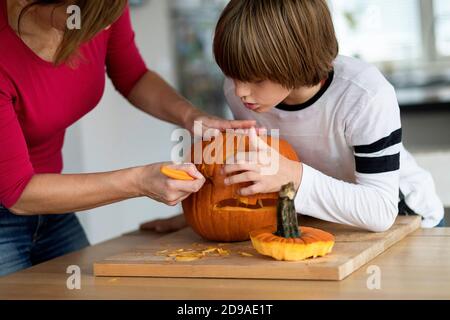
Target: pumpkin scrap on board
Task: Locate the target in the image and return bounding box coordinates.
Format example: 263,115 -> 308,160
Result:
154,243 -> 254,262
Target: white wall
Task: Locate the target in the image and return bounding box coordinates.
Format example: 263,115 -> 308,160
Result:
63,0 -> 181,245
413,152 -> 450,206
402,112 -> 450,207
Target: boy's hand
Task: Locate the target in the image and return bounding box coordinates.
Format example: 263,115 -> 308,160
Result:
222,128 -> 303,196
140,214 -> 187,233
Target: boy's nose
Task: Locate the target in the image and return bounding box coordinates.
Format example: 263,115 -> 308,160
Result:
234,80 -> 251,98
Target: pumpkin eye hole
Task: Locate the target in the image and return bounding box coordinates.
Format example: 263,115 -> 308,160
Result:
216,198 -> 277,209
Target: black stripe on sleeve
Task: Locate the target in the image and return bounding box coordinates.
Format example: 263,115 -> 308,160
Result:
355,153 -> 400,174
354,128 -> 402,154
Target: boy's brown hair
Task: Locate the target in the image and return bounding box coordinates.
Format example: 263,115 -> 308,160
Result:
213,0 -> 338,88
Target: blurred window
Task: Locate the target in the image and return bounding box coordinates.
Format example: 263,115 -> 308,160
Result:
330,0 -> 450,65
435,0 -> 450,57
330,0 -> 422,62
171,0 -> 231,117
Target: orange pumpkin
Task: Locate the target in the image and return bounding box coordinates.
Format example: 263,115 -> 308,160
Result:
250,183 -> 335,261
182,132 -> 299,242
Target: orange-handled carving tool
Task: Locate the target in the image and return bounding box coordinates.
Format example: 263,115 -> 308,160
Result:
160,166 -> 195,181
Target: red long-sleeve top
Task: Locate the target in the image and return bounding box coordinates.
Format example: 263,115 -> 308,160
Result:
0,3 -> 148,208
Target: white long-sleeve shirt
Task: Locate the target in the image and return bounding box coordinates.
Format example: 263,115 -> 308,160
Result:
224,55 -> 444,231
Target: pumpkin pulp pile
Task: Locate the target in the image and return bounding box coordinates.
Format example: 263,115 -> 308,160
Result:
250,183 -> 335,261
155,244 -> 254,262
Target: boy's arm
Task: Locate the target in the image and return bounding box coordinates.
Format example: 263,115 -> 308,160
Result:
295,85 -> 401,232
296,164 -> 399,232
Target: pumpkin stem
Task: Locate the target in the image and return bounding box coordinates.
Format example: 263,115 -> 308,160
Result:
275,182 -> 300,238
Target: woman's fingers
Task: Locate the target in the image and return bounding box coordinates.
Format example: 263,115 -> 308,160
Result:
224,120 -> 257,129
166,178 -> 204,194
200,119 -> 257,139
168,193 -> 194,206
172,163 -> 204,180
141,162 -> 205,206
206,119 -> 257,130
153,163 -> 205,205
160,189 -> 192,206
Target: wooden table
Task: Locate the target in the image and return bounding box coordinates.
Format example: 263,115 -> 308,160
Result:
0,228 -> 449,300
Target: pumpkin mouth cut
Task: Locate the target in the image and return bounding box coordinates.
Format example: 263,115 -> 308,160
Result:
215,199 -> 277,210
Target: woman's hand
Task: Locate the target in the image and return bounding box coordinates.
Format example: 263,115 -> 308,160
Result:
127,72 -> 258,138
183,108 -> 258,138
222,128 -> 303,196
135,163 -> 205,206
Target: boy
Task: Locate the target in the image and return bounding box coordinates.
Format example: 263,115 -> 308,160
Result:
143,0 -> 444,232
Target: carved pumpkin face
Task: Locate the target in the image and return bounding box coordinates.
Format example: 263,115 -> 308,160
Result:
182,132 -> 299,242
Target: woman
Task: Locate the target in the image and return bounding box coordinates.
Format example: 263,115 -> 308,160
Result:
0,0 -> 255,276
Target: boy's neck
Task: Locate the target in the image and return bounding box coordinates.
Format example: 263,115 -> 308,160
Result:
282,82 -> 323,106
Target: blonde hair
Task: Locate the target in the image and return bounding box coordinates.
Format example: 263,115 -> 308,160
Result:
19,0 -> 128,65
213,0 -> 338,88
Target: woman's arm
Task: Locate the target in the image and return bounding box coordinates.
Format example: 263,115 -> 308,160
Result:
127,70 -> 257,133
9,163 -> 205,216
127,70 -> 198,130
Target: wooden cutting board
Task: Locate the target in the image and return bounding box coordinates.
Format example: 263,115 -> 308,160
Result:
94,215 -> 421,281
